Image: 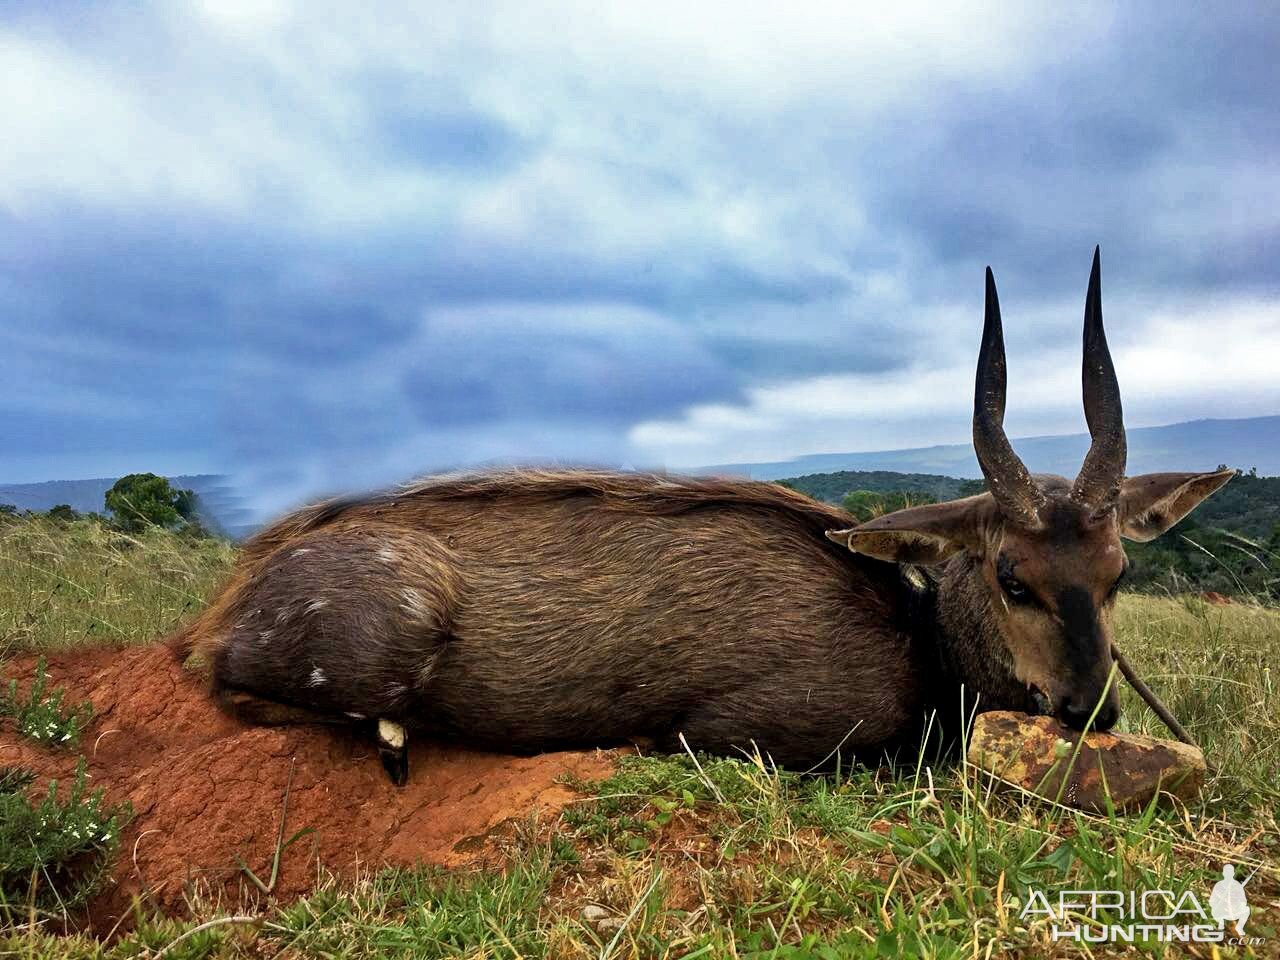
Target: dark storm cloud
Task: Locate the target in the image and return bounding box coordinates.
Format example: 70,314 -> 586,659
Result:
1,208 -> 418,363
1,200 -> 817,369
400,308 -> 738,427
860,7 -> 1280,301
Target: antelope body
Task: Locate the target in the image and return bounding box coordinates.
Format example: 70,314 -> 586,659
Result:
171,251 -> 1231,783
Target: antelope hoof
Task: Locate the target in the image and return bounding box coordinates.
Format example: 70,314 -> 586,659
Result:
376,718 -> 409,786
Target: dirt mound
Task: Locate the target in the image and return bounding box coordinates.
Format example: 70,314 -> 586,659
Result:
0,645 -> 616,931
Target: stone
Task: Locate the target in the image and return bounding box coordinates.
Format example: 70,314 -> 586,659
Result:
967,711 -> 1205,811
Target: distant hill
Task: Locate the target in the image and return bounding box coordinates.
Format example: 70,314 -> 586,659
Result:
776,470 -> 974,504
0,475 -> 251,536
704,415 -> 1280,481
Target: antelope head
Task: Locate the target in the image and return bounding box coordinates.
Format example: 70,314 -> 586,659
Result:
828,249 -> 1232,730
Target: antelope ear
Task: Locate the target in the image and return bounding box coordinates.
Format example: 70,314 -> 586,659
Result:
1117,469 -> 1234,542
826,497 -> 991,565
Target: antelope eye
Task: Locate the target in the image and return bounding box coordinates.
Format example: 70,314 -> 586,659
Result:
995,556 -> 1035,605
999,575 -> 1032,604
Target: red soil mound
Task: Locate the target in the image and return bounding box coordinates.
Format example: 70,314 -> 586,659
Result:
0,645 -> 616,931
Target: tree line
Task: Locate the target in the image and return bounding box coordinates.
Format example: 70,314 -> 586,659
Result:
0,473 -> 208,536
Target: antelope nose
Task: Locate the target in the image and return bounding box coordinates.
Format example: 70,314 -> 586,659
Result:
1060,697 -> 1119,732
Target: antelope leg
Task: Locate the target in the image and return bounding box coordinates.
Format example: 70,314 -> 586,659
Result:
376,718 -> 409,786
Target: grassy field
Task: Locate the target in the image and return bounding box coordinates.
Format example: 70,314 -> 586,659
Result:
1,516 -> 1278,957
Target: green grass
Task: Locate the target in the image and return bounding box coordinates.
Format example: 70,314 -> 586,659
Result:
1,517 -> 1277,957
0,515 -> 236,657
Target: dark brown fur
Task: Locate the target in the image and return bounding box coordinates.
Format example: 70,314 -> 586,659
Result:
172,470 -> 954,769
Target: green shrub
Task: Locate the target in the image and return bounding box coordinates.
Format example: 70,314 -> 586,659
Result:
0,766 -> 36,795
103,473 -> 197,533
0,759 -> 130,915
1,657 -> 93,747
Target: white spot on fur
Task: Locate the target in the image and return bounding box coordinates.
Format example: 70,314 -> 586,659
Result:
292,548 -> 312,557
306,598 -> 328,614
308,666 -> 327,687
400,588 -> 433,623
377,546 -> 400,565
345,711 -> 366,720
377,719 -> 406,749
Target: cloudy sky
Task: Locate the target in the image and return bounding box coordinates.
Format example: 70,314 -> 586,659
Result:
2,2 -> 1277,514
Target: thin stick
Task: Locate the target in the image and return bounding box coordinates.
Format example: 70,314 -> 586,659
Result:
1111,643 -> 1196,746
677,732 -> 725,804
599,868 -> 663,960
155,915 -> 260,956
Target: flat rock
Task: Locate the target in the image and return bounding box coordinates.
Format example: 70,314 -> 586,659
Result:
967,711 -> 1205,811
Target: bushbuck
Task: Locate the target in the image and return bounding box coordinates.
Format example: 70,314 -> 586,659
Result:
170,250 -> 1231,784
